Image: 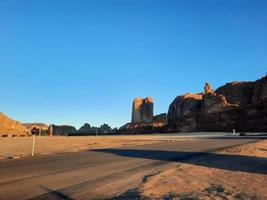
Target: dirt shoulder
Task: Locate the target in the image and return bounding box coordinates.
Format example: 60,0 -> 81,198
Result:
0,135 -> 187,159
137,139 -> 267,200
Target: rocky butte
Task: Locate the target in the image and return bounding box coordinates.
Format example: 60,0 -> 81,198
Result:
168,75 -> 267,132
119,97 -> 168,134
132,97 -> 154,123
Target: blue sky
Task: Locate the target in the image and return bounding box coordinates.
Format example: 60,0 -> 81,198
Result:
1,0 -> 266,128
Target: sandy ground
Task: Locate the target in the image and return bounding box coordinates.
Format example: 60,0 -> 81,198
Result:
0,135 -> 187,159
139,140 -> 267,200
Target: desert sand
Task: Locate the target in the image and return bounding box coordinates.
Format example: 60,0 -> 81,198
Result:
0,135 -> 187,159
140,140 -> 267,200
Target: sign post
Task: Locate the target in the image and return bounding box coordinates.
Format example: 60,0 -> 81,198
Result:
32,134 -> 36,156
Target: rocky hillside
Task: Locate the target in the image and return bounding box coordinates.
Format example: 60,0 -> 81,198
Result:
0,112 -> 30,137
168,75 -> 267,132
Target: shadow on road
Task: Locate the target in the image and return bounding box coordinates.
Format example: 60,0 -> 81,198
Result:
33,186 -> 75,200
94,149 -> 267,175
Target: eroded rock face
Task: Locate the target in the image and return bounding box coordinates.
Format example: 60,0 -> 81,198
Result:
168,75 -> 267,132
132,97 -> 153,123
168,93 -> 203,132
215,76 -> 267,105
215,81 -> 254,105
0,112 -> 30,137
252,75 -> 267,103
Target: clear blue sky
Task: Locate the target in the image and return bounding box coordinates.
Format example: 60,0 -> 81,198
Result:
1,0 -> 266,128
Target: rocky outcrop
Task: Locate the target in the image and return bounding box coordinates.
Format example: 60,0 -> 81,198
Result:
132,97 -> 153,123
0,113 -> 30,137
168,75 -> 267,132
204,83 -> 214,94
23,123 -> 49,135
50,124 -> 77,135
76,123 -> 115,135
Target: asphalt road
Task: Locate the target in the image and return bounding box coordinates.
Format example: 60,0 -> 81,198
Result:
0,138 -> 262,200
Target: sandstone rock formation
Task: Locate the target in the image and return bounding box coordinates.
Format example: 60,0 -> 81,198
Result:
132,97 -> 154,123
76,123 -> 115,135
120,96 -> 167,134
215,81 -> 255,105
168,75 -> 267,132
167,93 -> 203,132
0,112 -> 30,137
50,124 -> 77,135
204,83 -> 214,94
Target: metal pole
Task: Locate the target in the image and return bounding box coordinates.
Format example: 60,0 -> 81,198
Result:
96,129 -> 98,136
32,134 -> 36,156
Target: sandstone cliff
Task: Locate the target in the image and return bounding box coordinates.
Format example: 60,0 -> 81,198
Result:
0,113 -> 30,137
168,75 -> 267,132
168,93 -> 203,132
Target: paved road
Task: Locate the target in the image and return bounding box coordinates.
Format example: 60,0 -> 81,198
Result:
0,138 -> 261,200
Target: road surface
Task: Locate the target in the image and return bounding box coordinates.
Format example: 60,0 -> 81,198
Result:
0,138 -> 261,200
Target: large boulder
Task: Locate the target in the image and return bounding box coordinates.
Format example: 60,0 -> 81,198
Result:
0,112 -> 30,137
